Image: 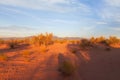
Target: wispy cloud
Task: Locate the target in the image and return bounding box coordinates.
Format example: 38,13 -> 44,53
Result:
96,0 -> 120,29
0,6 -> 42,21
105,0 -> 120,7
0,25 -> 33,31
0,0 -> 90,13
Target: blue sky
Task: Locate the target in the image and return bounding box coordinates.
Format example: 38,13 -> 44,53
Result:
0,0 -> 120,38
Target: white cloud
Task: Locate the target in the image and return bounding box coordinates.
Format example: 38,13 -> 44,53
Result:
0,0 -> 90,13
98,0 -> 120,28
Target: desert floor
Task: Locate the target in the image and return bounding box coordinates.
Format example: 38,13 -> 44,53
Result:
0,43 -> 120,80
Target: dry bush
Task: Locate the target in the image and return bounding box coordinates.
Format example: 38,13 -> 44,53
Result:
30,33 -> 53,46
0,53 -> 8,61
59,60 -> 75,76
80,39 -> 92,49
90,36 -> 106,43
89,36 -> 120,47
90,36 -> 110,46
96,36 -> 105,43
108,36 -> 120,45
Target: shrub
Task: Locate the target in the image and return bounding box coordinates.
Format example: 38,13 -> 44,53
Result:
30,33 -> 53,46
95,36 -> 106,43
0,53 -> 8,61
59,61 -> 75,76
80,39 -> 92,49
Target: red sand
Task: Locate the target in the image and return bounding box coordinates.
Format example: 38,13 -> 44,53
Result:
0,43 -> 120,80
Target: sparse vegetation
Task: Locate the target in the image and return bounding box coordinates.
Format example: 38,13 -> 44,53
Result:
59,60 -> 75,76
90,36 -> 120,47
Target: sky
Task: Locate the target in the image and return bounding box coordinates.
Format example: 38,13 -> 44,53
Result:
0,0 -> 120,38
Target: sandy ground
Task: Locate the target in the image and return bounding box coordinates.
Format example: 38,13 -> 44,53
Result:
0,43 -> 120,80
